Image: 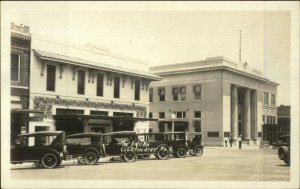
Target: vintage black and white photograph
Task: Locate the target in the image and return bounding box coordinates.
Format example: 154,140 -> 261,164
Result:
1,1 -> 299,189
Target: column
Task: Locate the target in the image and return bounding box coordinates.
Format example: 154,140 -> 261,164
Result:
250,90 -> 257,140
231,85 -> 238,139
244,89 -> 251,140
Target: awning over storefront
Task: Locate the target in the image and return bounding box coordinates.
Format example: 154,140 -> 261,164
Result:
52,114 -> 158,122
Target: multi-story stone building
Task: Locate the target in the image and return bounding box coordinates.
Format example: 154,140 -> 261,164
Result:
10,23 -> 44,144
27,34 -> 160,135
149,57 -> 278,146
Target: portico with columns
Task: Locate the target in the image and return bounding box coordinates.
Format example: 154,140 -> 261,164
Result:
230,85 -> 257,144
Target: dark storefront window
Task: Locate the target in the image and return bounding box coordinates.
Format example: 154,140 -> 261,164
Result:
96,74 -> 104,96
56,108 -> 84,115
11,53 -> 20,81
134,80 -> 140,101
114,76 -> 120,98
77,70 -> 85,95
46,65 -> 56,91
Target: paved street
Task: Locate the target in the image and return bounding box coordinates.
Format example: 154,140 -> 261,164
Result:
10,147 -> 289,181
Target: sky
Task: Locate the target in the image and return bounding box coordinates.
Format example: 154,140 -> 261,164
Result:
2,2 -> 292,105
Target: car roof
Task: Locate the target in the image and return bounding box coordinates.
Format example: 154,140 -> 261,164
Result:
103,131 -> 136,136
18,131 -> 64,137
66,132 -> 102,138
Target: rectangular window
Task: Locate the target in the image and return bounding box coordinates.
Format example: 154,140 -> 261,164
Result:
149,88 -> 153,102
56,108 -> 84,115
113,112 -> 133,117
194,120 -> 201,132
46,65 -> 56,91
271,94 -> 275,107
193,84 -> 201,100
172,87 -> 179,101
96,74 -> 104,96
224,132 -> 230,137
134,80 -> 140,101
258,132 -> 262,137
90,110 -> 108,116
180,86 -> 186,101
114,76 -> 120,98
158,87 -> 165,101
175,111 -> 186,118
77,70 -> 85,95
262,115 -> 265,124
149,112 -> 153,118
207,132 -> 219,137
11,53 -> 20,81
264,92 -> 269,106
194,111 -> 201,118
159,112 -> 165,119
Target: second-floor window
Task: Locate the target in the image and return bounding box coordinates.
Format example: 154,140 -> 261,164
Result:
159,112 -> 165,119
149,88 -> 153,102
264,92 -> 269,106
149,112 -> 153,118
11,53 -> 20,81
114,76 -> 120,98
172,87 -> 179,101
271,94 -> 276,107
194,111 -> 201,118
134,80 -> 140,101
77,70 -> 85,95
193,84 -> 201,100
158,87 -> 165,101
46,65 -> 56,91
180,86 -> 186,101
96,74 -> 104,97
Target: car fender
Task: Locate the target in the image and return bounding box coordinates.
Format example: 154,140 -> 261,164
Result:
175,144 -> 188,151
44,149 -> 60,159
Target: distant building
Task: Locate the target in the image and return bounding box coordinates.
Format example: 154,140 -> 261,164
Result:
10,23 -> 44,144
26,33 -> 160,135
149,57 -> 278,146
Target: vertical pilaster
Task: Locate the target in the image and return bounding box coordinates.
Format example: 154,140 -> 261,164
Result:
231,85 -> 238,139
244,89 -> 251,139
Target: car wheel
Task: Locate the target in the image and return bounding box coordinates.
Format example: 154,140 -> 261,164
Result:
176,147 -> 187,158
123,151 -> 136,162
41,153 -> 58,168
78,157 -> 85,164
284,157 -> 290,165
194,146 -> 203,156
156,146 -> 169,160
84,151 -> 98,165
34,161 -> 42,168
139,154 -> 151,160
278,146 -> 288,160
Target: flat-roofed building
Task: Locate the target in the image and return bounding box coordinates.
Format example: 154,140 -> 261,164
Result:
28,34 -> 160,135
149,57 -> 278,146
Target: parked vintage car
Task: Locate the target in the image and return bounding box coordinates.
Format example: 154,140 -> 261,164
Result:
102,131 -> 138,162
11,131 -> 66,168
277,134 -> 290,166
65,133 -> 105,165
135,132 -> 171,160
185,132 -> 204,156
162,132 -> 189,158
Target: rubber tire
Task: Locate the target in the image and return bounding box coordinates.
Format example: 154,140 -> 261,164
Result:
84,151 -> 98,165
194,146 -> 203,156
139,154 -> 151,160
41,153 -> 58,169
123,151 -> 136,162
176,147 -> 187,158
284,157 -> 290,165
278,146 -> 288,160
34,161 -> 42,168
78,157 -> 85,164
156,146 -> 170,160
